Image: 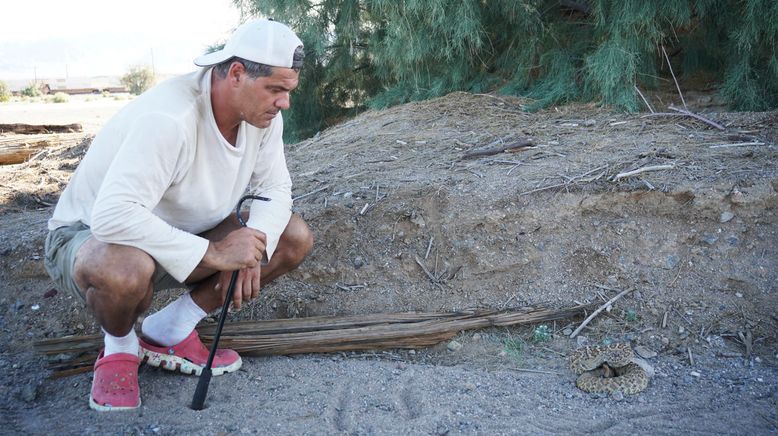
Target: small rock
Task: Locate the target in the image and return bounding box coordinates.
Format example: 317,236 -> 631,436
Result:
472,333 -> 481,341
735,292 -> 743,298
666,255 -> 680,269
408,349 -> 416,355
463,382 -> 476,391
690,371 -> 701,378
410,213 -> 426,227
43,288 -> 58,298
31,304 -> 40,311
562,328 -> 573,336
702,235 -> 718,245
634,346 -> 657,359
610,391 -> 624,401
583,119 -> 597,127
447,340 -> 463,352
576,335 -> 589,348
21,384 -> 37,402
353,256 -> 364,269
720,211 -> 735,223
726,236 -> 739,246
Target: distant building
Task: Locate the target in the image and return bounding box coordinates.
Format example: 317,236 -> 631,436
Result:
6,76 -> 127,95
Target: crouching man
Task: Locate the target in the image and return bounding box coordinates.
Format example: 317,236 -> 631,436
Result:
43,19 -> 312,411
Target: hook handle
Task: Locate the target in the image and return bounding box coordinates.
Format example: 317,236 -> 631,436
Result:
236,195 -> 270,227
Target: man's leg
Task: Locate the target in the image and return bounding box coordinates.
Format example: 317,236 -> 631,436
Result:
71,238 -> 155,411
137,213 -> 313,375
74,239 -> 156,336
188,213 -> 313,312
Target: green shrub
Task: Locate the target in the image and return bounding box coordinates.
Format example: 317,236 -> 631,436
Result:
532,325 -> 552,343
503,338 -> 525,363
121,66 -> 155,95
52,92 -> 69,103
21,82 -> 41,97
0,81 -> 9,102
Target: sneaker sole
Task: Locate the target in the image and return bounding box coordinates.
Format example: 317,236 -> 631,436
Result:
140,348 -> 242,376
89,395 -> 140,412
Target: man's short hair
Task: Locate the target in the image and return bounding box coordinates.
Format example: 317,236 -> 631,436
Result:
212,46 -> 304,79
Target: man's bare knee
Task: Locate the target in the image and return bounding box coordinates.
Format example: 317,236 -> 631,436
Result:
277,215 -> 313,265
74,238 -> 156,303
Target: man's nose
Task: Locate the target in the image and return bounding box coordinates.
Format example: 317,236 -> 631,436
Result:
275,93 -> 290,110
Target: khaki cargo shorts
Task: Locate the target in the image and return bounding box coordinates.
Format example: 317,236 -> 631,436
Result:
44,222 -> 187,306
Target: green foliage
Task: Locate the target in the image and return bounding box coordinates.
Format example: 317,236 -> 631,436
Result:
532,325 -> 551,342
0,81 -> 9,102
502,338 -> 525,362
625,308 -> 638,322
52,92 -> 69,103
121,66 -> 155,95
21,82 -> 42,97
532,325 -> 552,343
238,0 -> 778,141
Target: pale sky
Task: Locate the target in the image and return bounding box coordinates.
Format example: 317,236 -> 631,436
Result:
0,0 -> 243,82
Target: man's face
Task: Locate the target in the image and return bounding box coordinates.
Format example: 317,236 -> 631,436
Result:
236,67 -> 299,129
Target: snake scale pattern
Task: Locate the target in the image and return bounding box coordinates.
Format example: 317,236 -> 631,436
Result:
569,343 -> 649,394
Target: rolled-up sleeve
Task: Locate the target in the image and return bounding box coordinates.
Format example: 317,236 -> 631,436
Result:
245,114 -> 293,261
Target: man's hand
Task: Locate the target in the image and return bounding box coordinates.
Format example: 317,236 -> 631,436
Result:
215,262 -> 261,310
202,227 -> 267,271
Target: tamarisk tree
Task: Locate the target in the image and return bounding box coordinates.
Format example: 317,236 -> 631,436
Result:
234,0 -> 778,141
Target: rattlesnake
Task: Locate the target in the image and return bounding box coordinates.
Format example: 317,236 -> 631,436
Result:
569,343 -> 650,394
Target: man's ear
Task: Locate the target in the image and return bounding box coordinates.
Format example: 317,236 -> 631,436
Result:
227,61 -> 245,85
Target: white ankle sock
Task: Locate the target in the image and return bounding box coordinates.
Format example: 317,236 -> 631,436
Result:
141,293 -> 207,347
103,328 -> 139,357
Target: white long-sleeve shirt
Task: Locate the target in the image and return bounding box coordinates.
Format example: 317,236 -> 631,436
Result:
48,68 -> 293,282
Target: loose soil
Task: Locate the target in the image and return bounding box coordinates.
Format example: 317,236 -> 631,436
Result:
0,93 -> 776,434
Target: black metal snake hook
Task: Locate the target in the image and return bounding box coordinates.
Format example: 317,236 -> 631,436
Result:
191,194 -> 269,410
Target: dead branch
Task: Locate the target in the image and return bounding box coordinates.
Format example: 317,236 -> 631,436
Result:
611,164 -> 674,181
0,123 -> 82,135
668,106 -> 726,130
709,142 -> 765,149
35,305 -> 594,377
634,86 -> 655,113
0,133 -> 86,165
292,185 -> 329,201
661,45 -> 687,109
461,138 -> 534,159
570,288 -> 634,338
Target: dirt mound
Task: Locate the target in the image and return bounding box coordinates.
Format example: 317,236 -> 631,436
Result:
266,93 -> 778,349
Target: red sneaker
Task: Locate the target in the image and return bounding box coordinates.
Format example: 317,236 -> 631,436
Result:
89,351 -> 141,411
139,330 -> 242,376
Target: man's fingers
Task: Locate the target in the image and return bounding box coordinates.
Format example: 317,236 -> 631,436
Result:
232,279 -> 243,310
241,269 -> 252,304
251,270 -> 260,299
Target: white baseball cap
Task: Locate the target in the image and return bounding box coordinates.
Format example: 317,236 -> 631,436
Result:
194,19 -> 303,68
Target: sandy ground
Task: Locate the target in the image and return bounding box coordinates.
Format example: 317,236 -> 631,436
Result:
0,95 -> 130,133
0,93 -> 777,434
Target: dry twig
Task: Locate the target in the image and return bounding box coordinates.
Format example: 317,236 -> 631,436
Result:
570,288 -> 634,339
612,164 -> 674,181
